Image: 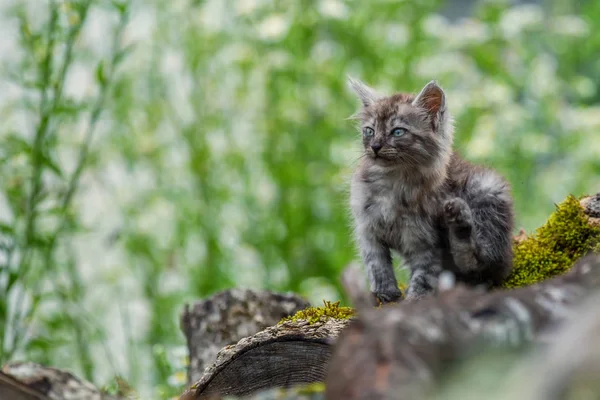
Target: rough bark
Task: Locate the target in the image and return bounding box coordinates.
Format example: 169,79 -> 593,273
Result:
0,362 -> 120,400
181,289 -> 310,384
531,289 -> 600,399
324,252 -> 600,400
180,317 -> 349,400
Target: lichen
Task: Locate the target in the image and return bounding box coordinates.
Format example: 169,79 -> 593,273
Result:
503,195 -> 600,288
279,300 -> 355,325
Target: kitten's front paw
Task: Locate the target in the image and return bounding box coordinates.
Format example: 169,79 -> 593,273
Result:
372,287 -> 403,305
443,197 -> 472,227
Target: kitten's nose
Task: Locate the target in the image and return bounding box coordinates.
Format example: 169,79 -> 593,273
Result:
371,144 -> 382,154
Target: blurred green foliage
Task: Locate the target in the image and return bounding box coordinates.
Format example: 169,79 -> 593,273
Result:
0,0 -> 599,398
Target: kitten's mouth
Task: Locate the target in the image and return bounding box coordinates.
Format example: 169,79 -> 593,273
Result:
371,152 -> 394,161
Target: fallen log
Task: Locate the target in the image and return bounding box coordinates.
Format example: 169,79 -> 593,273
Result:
529,289 -> 600,400
325,252 -> 600,400
181,289 -> 310,384
180,314 -> 349,400
0,362 -> 121,400
180,193 -> 600,400
424,285 -> 600,400
0,370 -> 50,400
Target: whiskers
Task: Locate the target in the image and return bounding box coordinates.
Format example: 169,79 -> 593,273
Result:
349,151 -> 369,167
348,147 -> 423,170
396,151 -> 423,168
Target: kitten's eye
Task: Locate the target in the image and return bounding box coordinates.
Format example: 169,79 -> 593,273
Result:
363,127 -> 374,137
391,128 -> 406,137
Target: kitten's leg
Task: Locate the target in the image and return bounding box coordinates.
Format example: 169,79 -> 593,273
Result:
358,229 -> 402,304
404,249 -> 444,301
443,197 -> 478,270
444,194 -> 513,285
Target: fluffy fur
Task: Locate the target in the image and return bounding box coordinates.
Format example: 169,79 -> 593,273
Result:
348,78 -> 514,303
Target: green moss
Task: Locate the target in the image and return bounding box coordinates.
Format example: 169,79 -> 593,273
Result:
503,195 -> 600,288
295,382 -> 326,395
279,300 -> 355,325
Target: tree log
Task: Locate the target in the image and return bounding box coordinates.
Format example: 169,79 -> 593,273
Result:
180,317 -> 348,400
0,362 -> 120,400
181,289 -> 310,384
530,289 -> 600,400
324,252 -> 600,400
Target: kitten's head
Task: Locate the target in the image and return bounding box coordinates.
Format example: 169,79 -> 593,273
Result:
348,78 -> 453,170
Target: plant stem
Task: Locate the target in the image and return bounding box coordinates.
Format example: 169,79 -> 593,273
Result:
8,0 -> 129,360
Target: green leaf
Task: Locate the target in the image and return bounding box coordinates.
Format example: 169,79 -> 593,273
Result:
53,99 -> 84,115
0,223 -> 14,235
96,61 -> 106,85
3,133 -> 32,157
114,43 -> 135,65
40,151 -> 63,177
111,0 -> 129,15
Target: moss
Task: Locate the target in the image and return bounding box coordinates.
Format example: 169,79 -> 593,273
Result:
295,382 -> 326,395
503,195 -> 600,288
279,300 -> 355,325
398,282 -> 408,294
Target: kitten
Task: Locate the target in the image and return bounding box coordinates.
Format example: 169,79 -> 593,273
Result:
348,78 -> 514,303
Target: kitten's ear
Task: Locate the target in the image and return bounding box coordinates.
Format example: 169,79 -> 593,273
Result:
412,80 -> 446,121
348,76 -> 380,107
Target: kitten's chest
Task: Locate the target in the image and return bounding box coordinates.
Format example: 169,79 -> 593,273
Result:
366,186 -> 440,250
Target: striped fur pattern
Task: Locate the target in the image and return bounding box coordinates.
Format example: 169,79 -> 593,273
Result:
348,78 -> 514,303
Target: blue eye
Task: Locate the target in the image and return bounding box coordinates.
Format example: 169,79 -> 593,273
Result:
363,127 -> 374,137
392,128 -> 406,137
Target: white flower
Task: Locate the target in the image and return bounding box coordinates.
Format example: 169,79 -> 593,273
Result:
528,54 -> 558,98
385,23 -> 410,46
572,76 -> 596,99
236,0 -> 260,16
257,14 -> 290,41
561,106 -> 600,130
499,4 -> 544,39
318,0 -> 348,19
422,14 -> 449,38
551,15 -> 589,37
454,18 -> 491,45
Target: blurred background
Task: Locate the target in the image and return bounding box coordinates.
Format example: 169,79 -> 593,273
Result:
0,0 -> 599,397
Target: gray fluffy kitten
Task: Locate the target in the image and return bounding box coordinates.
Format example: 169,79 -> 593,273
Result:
348,78 -> 514,303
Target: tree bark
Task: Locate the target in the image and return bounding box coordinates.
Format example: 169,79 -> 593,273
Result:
1,362 -> 120,400
324,252 -> 600,400
527,289 -> 600,400
180,317 -> 348,400
181,289 -> 310,384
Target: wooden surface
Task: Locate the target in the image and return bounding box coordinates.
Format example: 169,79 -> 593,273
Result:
201,340 -> 330,397
1,362 -> 120,400
180,318 -> 349,399
325,252 -> 600,400
181,289 -> 310,384
0,371 -> 50,400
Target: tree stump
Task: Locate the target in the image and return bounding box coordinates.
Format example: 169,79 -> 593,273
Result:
180,317 -> 348,399
181,289 -> 310,384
